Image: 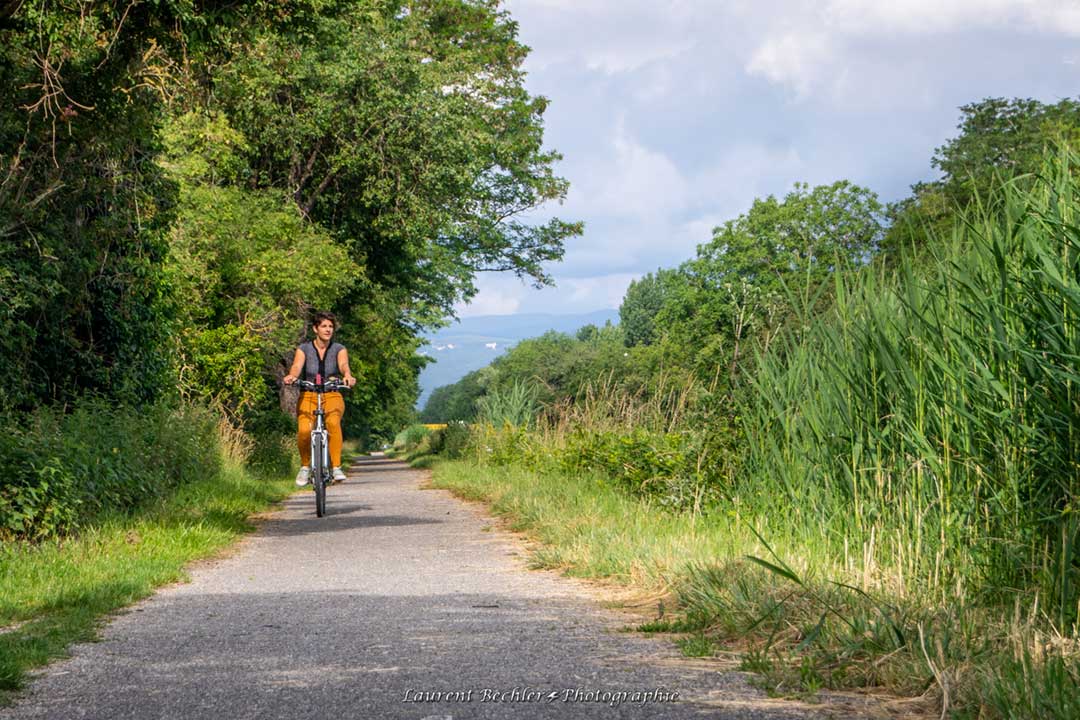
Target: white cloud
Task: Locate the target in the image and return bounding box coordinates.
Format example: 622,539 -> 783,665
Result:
457,0 -> 1080,323
548,132 -> 808,279
456,271 -> 640,317
562,273 -> 640,309
552,115 -> 690,230
506,0 -> 699,74
689,144 -> 805,209
455,278 -> 522,317
744,0 -> 1080,99
593,117 -> 688,218
746,31 -> 833,99
672,214 -> 726,255
823,0 -> 1080,35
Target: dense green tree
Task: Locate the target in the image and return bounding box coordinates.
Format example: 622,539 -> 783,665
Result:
421,368 -> 486,422
935,97 -> 1080,192
620,269 -> 681,348
486,331 -> 575,403
0,0 -> 364,408
160,111 -> 362,418
204,0 -> 581,324
655,181 -> 883,383
1,1 -> 578,445
884,97 -> 1080,256
0,2 -> 187,408
173,0 -> 580,438
695,180 -> 883,292
576,324 -> 600,342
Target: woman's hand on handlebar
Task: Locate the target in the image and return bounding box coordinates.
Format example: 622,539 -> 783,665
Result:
283,374 -> 298,385
343,374 -> 357,388
291,378 -> 350,392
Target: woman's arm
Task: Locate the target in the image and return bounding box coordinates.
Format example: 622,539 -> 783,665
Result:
338,348 -> 357,387
283,348 -> 305,384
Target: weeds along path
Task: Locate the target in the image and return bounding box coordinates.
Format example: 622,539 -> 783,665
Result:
4,456 -> 859,720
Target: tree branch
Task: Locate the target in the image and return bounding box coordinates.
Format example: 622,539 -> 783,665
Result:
301,168 -> 338,217
291,139 -> 322,201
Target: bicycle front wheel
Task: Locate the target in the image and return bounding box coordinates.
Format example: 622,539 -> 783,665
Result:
312,432 -> 327,518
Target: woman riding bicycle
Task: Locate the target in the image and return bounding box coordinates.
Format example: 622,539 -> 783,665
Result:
283,311 -> 357,486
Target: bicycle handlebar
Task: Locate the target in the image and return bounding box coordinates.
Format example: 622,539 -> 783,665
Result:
292,379 -> 352,392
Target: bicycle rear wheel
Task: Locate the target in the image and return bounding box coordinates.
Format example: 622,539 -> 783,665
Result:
312,432 -> 327,517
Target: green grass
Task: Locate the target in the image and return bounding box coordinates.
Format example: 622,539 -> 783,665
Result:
432,459 -> 776,586
408,453 -> 438,468
430,457 -> 1080,717
0,461 -> 295,703
676,633 -> 717,657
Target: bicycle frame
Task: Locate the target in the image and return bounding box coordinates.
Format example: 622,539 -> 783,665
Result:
295,378 -> 348,517
310,390 -> 330,517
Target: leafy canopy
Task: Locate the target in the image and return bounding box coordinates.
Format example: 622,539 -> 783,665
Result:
884,97 -> 1080,256
212,0 -> 581,324
654,181 -> 883,380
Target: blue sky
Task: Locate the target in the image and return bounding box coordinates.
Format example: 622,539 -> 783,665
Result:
454,0 -> 1080,318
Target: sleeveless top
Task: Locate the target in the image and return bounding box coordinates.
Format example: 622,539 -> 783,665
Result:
300,341 -> 345,382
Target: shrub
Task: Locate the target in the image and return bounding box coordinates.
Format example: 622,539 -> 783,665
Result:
441,421 -> 470,459
425,428 -> 445,455
392,424 -> 433,456
0,400 -> 224,542
246,408 -> 296,476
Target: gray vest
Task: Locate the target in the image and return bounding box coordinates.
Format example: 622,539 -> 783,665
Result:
300,341 -> 344,381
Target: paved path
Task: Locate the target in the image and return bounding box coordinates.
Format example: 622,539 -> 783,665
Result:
2,456 -> 861,720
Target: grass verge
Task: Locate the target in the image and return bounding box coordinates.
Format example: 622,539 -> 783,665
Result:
430,458 -> 1080,718
0,461 -> 295,704
430,458 -> 747,586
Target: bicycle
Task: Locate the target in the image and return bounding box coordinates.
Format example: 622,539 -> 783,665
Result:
294,377 -> 350,517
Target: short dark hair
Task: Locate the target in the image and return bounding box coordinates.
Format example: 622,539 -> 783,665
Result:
310,311 -> 337,329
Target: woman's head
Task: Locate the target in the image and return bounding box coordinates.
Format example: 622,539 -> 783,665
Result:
310,311 -> 337,341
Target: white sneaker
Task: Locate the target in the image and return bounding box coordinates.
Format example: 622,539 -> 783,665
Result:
295,466 -> 310,486
332,467 -> 347,484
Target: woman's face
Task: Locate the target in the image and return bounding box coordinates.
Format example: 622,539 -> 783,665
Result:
314,319 -> 335,342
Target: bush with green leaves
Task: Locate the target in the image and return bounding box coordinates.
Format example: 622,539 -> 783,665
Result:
0,401 -> 222,542
424,429 -> 445,456
557,428 -> 708,504
392,424 -> 432,455
440,422 -> 471,460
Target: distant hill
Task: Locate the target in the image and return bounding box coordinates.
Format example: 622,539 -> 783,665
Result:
416,309 -> 619,408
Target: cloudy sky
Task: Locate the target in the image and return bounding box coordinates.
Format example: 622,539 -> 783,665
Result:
453,0 -> 1080,318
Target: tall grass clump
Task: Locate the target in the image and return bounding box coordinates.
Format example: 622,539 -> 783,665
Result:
476,380 -> 540,428
738,148 -> 1080,632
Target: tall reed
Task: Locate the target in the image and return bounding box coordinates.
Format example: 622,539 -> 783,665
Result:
737,148 -> 1080,625
476,380 -> 541,428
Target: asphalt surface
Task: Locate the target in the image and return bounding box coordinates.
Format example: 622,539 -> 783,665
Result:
2,455 -> 856,720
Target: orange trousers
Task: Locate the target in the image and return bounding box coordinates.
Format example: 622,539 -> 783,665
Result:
297,391 -> 344,468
